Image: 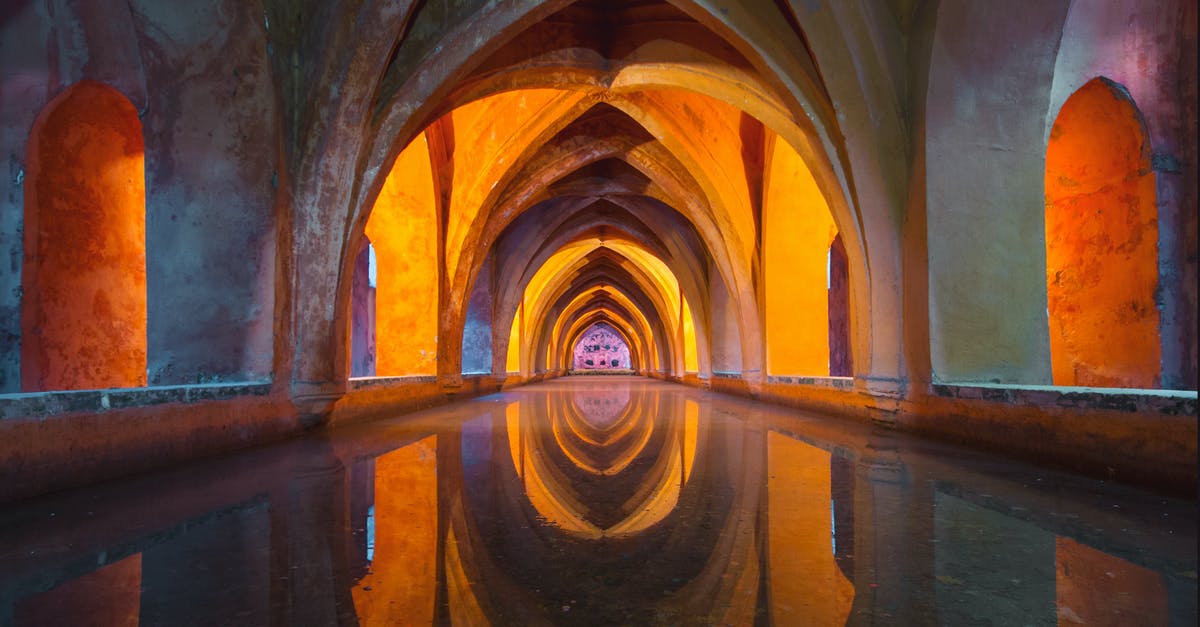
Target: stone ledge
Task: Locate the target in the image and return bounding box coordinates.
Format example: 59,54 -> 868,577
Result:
766,375 -> 855,389
932,382 -> 1197,415
349,375 -> 438,390
0,382 -> 273,420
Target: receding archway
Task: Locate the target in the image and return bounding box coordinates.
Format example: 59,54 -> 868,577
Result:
22,80 -> 146,391
1045,77 -> 1160,388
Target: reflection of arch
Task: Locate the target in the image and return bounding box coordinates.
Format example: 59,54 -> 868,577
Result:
501,393 -> 697,538
1045,77 -> 1159,388
315,2 -> 887,387
22,81 -> 146,391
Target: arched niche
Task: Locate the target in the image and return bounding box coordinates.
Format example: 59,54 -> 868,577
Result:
22,80 -> 146,391
1045,77 -> 1160,388
571,321 -> 633,371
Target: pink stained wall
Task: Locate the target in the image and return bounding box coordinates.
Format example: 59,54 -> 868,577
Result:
572,324 -> 632,370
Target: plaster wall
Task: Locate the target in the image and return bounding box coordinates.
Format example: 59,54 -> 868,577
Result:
828,235 -> 851,377
707,260 -> 741,374
132,0 -> 277,384
925,0 -> 1070,384
350,240 -> 376,377
462,254 -> 494,374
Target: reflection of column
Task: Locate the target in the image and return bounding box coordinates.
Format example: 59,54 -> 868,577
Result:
831,455 -> 855,582
14,554 -> 141,627
272,445 -> 354,627
766,432 -> 854,625
931,489 -> 1055,625
346,457 -> 375,582
352,436 -> 438,626
139,501 -> 271,626
849,454 -> 936,624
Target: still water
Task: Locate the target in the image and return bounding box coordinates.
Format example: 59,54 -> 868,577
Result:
1,377 -> 1195,626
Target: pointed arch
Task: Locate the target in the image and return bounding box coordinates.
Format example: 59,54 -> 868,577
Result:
1045,77 -> 1160,388
22,81 -> 146,391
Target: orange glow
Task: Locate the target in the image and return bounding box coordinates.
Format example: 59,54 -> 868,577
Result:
22,81 -> 146,391
444,89 -> 586,283
767,432 -> 854,625
506,401 -> 522,478
681,297 -> 698,372
764,134 -> 838,376
352,435 -> 438,626
683,399 -> 698,482
506,302 -> 523,372
506,394 -> 695,539
445,526 -> 488,626
1045,78 -> 1160,388
552,397 -> 652,475
508,230 -> 693,374
1055,537 -> 1167,625
15,553 -> 142,627
620,89 -> 759,269
365,134 -> 439,376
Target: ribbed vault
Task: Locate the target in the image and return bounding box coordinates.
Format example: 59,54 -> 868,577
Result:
319,0 -> 881,388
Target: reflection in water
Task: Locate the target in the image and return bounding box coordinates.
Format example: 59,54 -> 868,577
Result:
351,436 -> 437,626
0,377 -> 1195,625
767,432 -> 855,625
1056,537 -> 1169,625
15,554 -> 141,627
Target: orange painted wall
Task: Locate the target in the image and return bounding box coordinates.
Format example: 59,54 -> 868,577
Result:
1055,537 -> 1167,625
767,432 -> 854,624
506,301 -> 523,373
681,297 -> 698,372
352,435 -> 438,625
22,81 -> 147,391
15,553 -> 142,627
1045,78 -> 1160,388
366,134 -> 439,376
763,136 -> 838,376
444,90 -> 583,283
